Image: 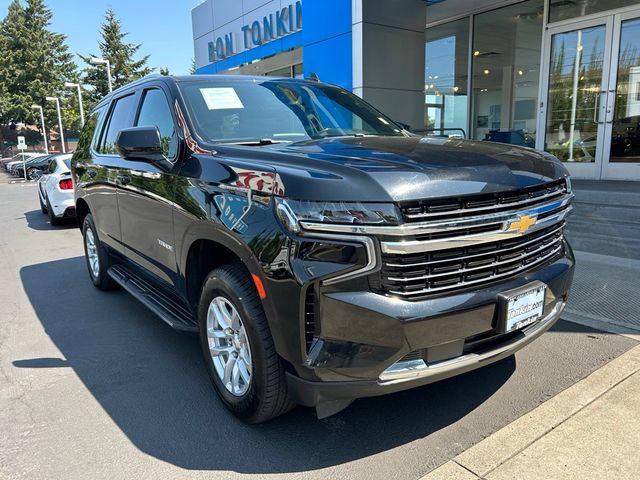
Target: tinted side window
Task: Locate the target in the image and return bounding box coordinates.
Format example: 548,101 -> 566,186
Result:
48,160 -> 56,174
99,94 -> 137,154
136,89 -> 178,158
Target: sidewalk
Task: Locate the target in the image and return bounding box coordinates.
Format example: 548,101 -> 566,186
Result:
563,251 -> 640,334
422,342 -> 640,480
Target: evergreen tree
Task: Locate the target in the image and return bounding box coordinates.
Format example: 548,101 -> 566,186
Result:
81,8 -> 152,102
0,0 -> 78,147
189,58 -> 196,75
159,67 -> 170,76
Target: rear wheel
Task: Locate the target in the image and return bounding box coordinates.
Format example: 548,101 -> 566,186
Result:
46,198 -> 61,226
82,214 -> 116,290
198,263 -> 295,423
39,192 -> 47,214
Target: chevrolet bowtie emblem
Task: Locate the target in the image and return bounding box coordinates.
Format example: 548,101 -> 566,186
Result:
508,215 -> 537,234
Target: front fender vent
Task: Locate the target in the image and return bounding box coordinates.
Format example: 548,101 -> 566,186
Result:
304,287 -> 317,353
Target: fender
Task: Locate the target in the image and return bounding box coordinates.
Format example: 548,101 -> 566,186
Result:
172,153 -> 306,370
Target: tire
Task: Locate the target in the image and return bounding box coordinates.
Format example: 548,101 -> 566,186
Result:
82,213 -> 116,290
47,198 -> 62,226
39,191 -> 47,214
27,168 -> 38,180
198,262 -> 295,423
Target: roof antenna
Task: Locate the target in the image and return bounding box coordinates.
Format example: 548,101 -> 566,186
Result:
307,72 -> 321,82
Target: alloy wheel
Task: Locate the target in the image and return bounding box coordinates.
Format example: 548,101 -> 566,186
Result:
85,228 -> 100,278
206,296 -> 253,396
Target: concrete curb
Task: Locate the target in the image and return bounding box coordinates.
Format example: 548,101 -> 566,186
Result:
421,343 -> 640,479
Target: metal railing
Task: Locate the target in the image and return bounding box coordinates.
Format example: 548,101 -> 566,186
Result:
412,127 -> 467,139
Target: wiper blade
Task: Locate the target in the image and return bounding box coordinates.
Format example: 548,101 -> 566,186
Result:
226,138 -> 290,146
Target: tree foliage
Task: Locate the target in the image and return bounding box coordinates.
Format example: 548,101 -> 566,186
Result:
81,8 -> 152,103
0,0 -> 78,135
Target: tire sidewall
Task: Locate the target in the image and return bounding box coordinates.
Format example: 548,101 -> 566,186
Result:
39,192 -> 47,213
47,198 -> 60,225
82,214 -> 109,288
198,271 -> 268,419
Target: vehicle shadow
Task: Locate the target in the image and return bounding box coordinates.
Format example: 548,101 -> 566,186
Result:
19,256 -> 515,474
24,209 -> 76,231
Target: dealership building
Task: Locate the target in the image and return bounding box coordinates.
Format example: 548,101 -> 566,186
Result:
192,0 -> 640,181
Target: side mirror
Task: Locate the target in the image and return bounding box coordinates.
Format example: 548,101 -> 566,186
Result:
115,126 -> 172,169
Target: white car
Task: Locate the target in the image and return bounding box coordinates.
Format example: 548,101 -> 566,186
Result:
37,153 -> 74,225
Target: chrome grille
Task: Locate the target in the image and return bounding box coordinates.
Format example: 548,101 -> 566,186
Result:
377,223 -> 565,298
399,179 -> 567,222
299,178 -> 573,297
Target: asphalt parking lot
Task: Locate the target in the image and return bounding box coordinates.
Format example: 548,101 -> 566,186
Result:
0,175 -> 637,480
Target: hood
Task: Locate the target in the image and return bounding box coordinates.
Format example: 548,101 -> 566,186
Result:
207,136 -> 569,202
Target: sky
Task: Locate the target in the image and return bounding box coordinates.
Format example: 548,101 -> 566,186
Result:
0,0 -> 199,75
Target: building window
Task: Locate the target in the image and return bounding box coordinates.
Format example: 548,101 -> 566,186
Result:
549,0 -> 639,24
470,0 -> 544,146
425,18 -> 469,137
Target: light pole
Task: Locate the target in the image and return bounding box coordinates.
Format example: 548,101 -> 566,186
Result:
30,105 -> 49,154
45,96 -> 65,153
64,81 -> 85,127
90,57 -> 112,92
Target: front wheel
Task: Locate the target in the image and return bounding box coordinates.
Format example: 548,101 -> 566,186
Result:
198,263 -> 294,423
27,168 -> 40,180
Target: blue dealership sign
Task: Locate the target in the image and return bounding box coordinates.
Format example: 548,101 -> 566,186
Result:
208,1 -> 302,63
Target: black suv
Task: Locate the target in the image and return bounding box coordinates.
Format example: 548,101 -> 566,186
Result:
72,75 -> 575,423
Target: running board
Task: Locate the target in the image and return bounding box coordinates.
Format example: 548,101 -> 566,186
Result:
107,265 -> 198,333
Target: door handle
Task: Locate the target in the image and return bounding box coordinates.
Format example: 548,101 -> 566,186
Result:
595,90 -> 607,124
605,89 -> 615,124
87,169 -> 97,179
116,174 -> 131,185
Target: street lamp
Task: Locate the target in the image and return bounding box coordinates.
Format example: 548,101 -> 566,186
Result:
30,105 -> 49,154
89,57 -> 112,92
45,96 -> 65,153
64,81 -> 85,127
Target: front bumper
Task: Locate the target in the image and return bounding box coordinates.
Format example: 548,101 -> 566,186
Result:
285,241 -> 574,408
287,300 -> 564,408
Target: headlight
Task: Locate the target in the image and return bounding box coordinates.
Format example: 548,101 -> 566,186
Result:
275,198 -> 400,232
564,175 -> 572,193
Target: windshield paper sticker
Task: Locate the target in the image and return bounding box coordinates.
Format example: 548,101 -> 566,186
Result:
214,193 -> 248,233
200,87 -> 244,110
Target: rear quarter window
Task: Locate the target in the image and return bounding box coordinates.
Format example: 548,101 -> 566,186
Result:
74,106 -> 105,159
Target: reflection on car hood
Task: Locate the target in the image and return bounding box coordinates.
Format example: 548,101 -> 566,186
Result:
210,136 -> 569,202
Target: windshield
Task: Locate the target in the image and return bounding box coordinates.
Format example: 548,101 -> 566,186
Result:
179,80 -> 404,144
27,155 -> 52,164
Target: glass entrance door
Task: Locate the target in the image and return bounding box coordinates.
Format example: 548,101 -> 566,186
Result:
603,12 -> 640,179
539,18 -> 612,179
539,10 -> 640,180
